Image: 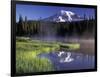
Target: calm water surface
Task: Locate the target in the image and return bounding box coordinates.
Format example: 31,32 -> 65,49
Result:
38,51 -> 95,71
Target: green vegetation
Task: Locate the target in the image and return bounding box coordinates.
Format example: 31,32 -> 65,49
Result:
16,51 -> 54,73
59,43 -> 80,50
16,37 -> 80,74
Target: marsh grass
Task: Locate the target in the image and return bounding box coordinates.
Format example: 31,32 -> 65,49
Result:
16,37 -> 80,74
16,52 -> 54,73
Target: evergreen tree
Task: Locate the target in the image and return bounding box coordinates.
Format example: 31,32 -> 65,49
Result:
24,16 -> 28,34
84,14 -> 86,20
17,15 -> 24,36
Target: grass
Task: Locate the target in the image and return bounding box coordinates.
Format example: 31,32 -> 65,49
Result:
16,51 -> 54,73
59,43 -> 80,50
16,37 -> 80,74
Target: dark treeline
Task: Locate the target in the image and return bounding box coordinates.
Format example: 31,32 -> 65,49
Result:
16,15 -> 95,38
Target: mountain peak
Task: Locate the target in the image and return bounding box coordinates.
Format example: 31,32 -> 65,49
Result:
43,10 -> 83,22
59,10 -> 76,22
60,10 -> 75,16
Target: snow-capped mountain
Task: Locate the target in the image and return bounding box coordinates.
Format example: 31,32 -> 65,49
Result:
43,10 -> 83,22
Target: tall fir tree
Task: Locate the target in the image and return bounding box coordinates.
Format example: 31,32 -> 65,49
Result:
17,15 -> 24,36
24,16 -> 28,34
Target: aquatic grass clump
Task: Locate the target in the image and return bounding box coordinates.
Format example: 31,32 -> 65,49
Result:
16,50 -> 54,74
16,37 -> 80,74
16,38 -> 54,74
16,51 -> 54,73
59,43 -> 80,50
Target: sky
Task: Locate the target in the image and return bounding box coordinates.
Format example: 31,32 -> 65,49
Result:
16,4 -> 95,22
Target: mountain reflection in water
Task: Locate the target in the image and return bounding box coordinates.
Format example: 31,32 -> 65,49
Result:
58,51 -> 74,63
38,51 -> 95,71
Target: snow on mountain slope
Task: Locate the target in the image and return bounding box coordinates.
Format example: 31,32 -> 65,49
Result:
43,10 -> 83,22
60,10 -> 75,22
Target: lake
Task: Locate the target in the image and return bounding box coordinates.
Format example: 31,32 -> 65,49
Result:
38,51 -> 95,71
